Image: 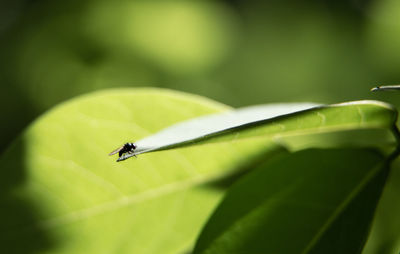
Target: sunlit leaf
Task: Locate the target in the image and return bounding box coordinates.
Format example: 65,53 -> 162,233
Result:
120,100 -> 397,160
0,89 -> 275,254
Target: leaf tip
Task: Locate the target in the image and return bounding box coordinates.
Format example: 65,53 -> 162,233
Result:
370,84 -> 400,92
370,86 -> 380,92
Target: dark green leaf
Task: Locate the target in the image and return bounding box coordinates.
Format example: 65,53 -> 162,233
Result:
193,148 -> 389,254
363,158 -> 400,254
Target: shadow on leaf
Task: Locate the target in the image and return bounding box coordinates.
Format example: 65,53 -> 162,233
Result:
0,138 -> 57,254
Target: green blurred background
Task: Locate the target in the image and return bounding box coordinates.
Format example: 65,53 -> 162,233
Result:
1,0 -> 400,153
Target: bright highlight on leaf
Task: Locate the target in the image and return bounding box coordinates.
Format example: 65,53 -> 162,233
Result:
112,100 -> 398,161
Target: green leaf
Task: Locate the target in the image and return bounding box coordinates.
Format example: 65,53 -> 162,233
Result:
362,158 -> 400,254
1,88 -> 397,254
193,148 -> 389,254
0,88 -> 277,254
118,100 -> 397,161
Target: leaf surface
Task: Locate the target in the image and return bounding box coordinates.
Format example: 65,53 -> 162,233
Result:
0,88 -> 397,254
0,89 -> 275,254
122,100 -> 398,160
362,158 -> 400,254
193,148 -> 389,254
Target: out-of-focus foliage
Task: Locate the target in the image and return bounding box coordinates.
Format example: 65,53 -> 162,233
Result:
366,0 -> 400,77
1,0 -> 400,152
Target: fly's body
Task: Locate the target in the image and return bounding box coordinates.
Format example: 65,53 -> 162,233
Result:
109,142 -> 137,161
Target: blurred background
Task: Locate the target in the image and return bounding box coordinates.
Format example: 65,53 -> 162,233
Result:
1,0 -> 400,153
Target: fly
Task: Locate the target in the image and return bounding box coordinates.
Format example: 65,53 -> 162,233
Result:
109,142 -> 137,162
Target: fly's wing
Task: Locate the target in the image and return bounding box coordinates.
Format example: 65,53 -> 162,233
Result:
109,146 -> 124,156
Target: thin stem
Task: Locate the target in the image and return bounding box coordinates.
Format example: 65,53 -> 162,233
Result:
371,85 -> 400,92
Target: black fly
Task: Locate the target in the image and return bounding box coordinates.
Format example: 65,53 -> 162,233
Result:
109,142 -> 137,161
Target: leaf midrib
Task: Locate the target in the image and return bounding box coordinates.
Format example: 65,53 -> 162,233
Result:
136,124 -> 395,156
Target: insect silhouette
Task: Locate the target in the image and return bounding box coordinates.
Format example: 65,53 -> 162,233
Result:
109,142 -> 137,161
